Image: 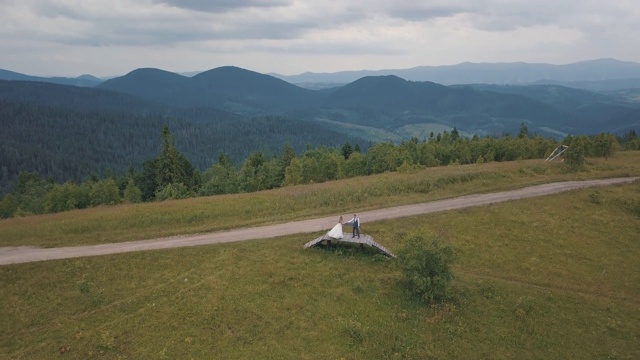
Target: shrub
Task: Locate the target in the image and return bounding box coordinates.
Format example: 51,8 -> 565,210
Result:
397,235 -> 458,304
90,179 -> 121,206
155,182 -> 192,201
123,179 -> 142,203
564,138 -> 586,172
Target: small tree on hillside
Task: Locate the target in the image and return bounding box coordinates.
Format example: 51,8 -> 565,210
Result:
283,157 -> 303,186
90,178 -> 121,206
123,179 -> 142,203
593,133 -> 619,159
564,137 -> 586,172
397,235 -> 458,304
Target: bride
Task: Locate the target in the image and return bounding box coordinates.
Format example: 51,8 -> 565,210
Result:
327,216 -> 344,239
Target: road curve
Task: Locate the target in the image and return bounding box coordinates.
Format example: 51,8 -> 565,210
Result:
1,177 -> 636,265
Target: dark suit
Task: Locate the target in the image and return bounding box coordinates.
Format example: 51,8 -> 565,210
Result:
350,217 -> 360,238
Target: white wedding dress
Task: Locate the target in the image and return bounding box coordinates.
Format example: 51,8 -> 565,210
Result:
327,222 -> 343,239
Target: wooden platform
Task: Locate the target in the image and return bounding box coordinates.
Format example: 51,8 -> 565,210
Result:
304,232 -> 395,258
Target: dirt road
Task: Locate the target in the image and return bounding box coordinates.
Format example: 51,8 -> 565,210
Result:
1,177 -> 636,265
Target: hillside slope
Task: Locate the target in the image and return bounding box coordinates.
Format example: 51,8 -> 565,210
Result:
322,76 -> 581,135
0,81 -> 367,194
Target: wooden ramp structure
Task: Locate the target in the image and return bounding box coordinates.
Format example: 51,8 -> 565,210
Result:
304,232 -> 395,258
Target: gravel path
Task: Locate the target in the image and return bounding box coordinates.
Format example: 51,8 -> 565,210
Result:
1,177 -> 636,265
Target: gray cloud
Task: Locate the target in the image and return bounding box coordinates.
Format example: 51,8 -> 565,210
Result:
9,0 -> 315,47
384,3 -> 471,22
152,0 -> 289,13
250,40 -> 404,56
0,0 -> 638,77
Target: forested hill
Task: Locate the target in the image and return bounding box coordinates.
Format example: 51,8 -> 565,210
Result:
94,68 -> 190,102
321,76 -> 579,133
0,81 -> 367,194
456,84 -> 640,134
0,80 -> 167,114
98,66 -> 319,115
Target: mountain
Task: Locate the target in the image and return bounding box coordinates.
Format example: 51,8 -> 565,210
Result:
96,68 -> 190,104
320,76 -> 582,136
95,66 -> 640,138
460,84 -> 638,133
272,59 -> 640,88
0,69 -> 103,87
5,58 -> 640,91
98,66 -> 318,114
533,78 -> 640,92
9,64 -> 638,140
187,66 -> 318,111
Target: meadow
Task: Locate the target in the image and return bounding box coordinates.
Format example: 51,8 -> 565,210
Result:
1,153 -> 639,359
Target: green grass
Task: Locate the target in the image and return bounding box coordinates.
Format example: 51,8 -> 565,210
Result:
1,152 -> 639,248
1,153 -> 639,359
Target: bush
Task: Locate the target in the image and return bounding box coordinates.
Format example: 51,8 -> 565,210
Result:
564,139 -> 586,172
397,235 -> 458,304
155,182 -> 192,201
123,179 -> 142,203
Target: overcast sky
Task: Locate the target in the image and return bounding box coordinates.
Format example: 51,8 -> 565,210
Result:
1,0 -> 639,77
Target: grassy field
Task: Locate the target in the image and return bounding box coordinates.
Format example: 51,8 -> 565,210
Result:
1,152 -> 639,248
1,153 -> 639,359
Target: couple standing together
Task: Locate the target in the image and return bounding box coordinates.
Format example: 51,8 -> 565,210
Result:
327,214 -> 360,239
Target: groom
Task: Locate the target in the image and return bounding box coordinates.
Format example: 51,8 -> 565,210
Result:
346,214 -> 360,238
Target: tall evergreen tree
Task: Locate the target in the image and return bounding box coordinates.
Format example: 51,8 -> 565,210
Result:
451,127 -> 460,142
154,125 -> 200,194
517,123 -> 530,139
238,151 -> 266,192
156,124 -> 186,188
341,142 -> 353,159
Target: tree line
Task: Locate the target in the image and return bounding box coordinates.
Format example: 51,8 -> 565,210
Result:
1,123 -> 637,219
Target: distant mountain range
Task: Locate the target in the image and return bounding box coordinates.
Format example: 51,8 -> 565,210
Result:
270,58 -> 640,90
2,59 -> 640,138
94,65 -> 640,138
4,58 -> 640,90
0,69 -> 103,87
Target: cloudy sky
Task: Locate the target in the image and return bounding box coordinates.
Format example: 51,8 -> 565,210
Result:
1,0 -> 639,77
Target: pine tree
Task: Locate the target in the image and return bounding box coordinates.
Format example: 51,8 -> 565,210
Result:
341,142 -> 353,159
517,123 -> 529,139
156,125 -> 186,188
